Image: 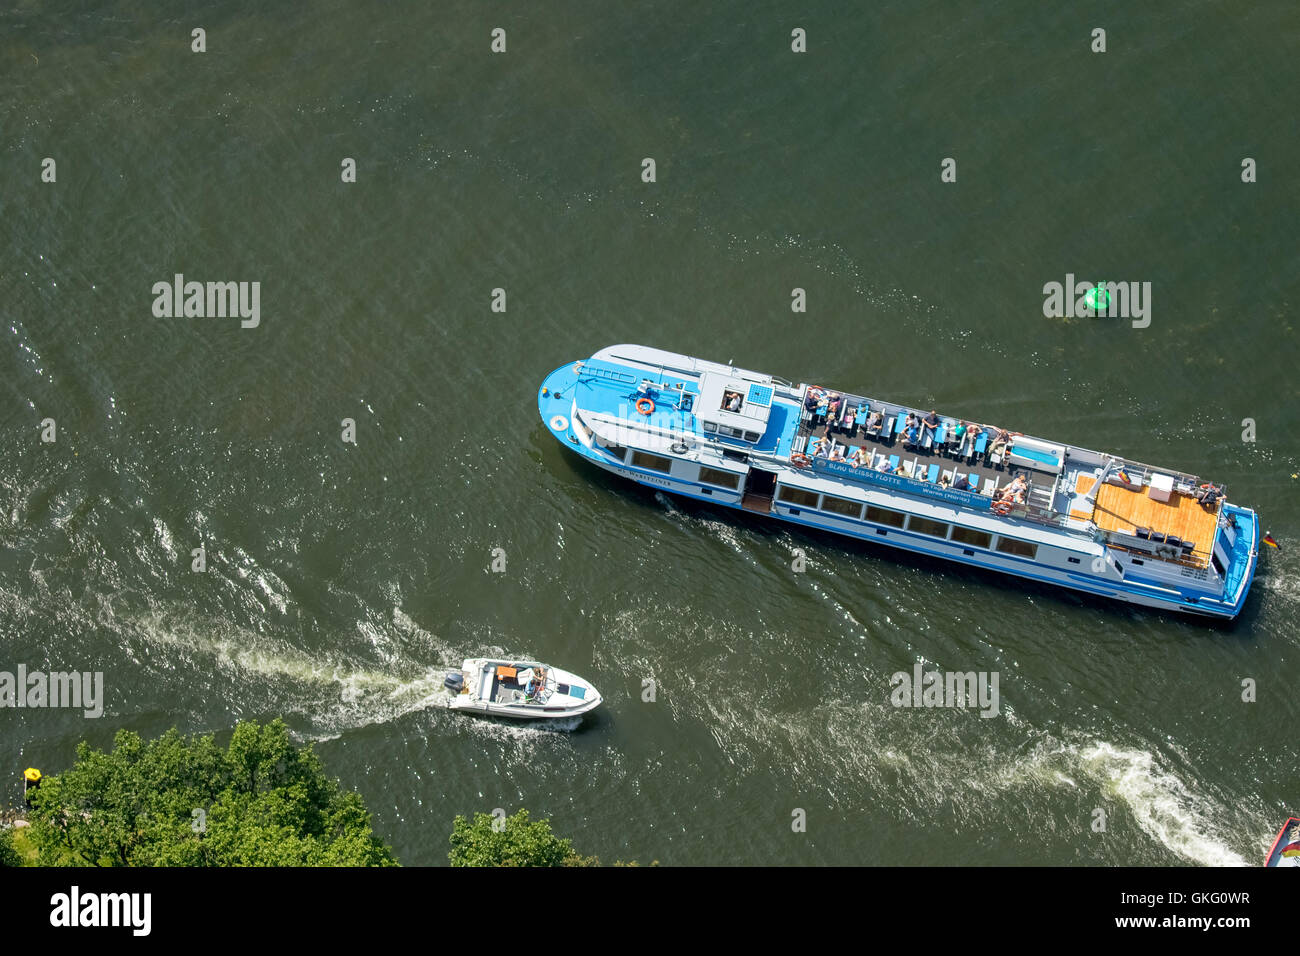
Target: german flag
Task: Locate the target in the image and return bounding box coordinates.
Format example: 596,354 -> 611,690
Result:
1263,532 -> 1281,550
1282,841 -> 1300,858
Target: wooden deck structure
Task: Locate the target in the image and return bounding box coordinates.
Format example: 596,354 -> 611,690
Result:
1074,475 -> 1219,563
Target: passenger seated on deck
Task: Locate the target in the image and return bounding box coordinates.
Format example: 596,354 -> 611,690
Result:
829,444 -> 847,461
953,474 -> 971,491
867,410 -> 884,433
938,474 -> 951,489
877,459 -> 894,473
848,447 -> 868,468
954,421 -> 978,451
921,410 -> 940,439
903,413 -> 920,446
811,437 -> 831,457
1196,484 -> 1224,510
826,395 -> 842,426
997,473 -> 1028,503
987,426 -> 1014,458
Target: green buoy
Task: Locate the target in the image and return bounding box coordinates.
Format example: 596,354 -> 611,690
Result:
1085,283 -> 1109,314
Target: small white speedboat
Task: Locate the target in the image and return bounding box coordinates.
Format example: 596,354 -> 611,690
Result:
439,658 -> 601,720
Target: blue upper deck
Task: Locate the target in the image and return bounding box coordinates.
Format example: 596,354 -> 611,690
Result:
574,358 -> 699,421
571,356 -> 801,457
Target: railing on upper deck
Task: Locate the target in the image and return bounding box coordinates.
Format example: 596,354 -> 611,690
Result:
575,362 -> 638,386
1004,499 -> 1073,529
1091,458 -> 1224,501
1104,538 -> 1211,571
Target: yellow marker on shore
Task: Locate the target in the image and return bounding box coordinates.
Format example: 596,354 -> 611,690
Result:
23,768 -> 42,806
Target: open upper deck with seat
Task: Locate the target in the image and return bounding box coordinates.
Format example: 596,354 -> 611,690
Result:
791,382 -> 1226,570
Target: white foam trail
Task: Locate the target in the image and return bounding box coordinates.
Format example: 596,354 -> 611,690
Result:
151,517 -> 177,561
1079,742 -> 1247,866
121,606 -> 454,736
605,612 -> 1250,865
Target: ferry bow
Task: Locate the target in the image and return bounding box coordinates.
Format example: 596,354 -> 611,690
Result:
538,345 -> 1260,619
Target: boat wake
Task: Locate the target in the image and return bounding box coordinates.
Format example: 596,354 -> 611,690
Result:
603,614 -> 1257,865
1076,741 -> 1247,867
118,604 -> 456,738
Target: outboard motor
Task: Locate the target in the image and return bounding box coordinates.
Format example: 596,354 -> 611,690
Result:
444,671 -> 464,693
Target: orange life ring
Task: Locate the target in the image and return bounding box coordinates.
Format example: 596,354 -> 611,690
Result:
636,398 -> 655,415
790,452 -> 812,468
990,500 -> 1013,516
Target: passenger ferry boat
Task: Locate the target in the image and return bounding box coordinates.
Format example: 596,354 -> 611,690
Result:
537,344 -> 1261,619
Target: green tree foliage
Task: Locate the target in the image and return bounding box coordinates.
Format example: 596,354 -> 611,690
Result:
25,719 -> 397,866
0,828 -> 22,867
448,809 -> 596,867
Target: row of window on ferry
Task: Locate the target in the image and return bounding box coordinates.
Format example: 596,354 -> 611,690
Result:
617,444 -> 1039,560
773,483 -> 1038,558
619,447 -> 740,489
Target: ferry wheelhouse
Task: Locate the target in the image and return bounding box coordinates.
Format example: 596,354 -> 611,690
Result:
537,345 -> 1260,619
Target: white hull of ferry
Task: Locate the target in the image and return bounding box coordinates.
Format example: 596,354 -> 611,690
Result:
578,453 -> 1227,617
538,344 -> 1262,620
